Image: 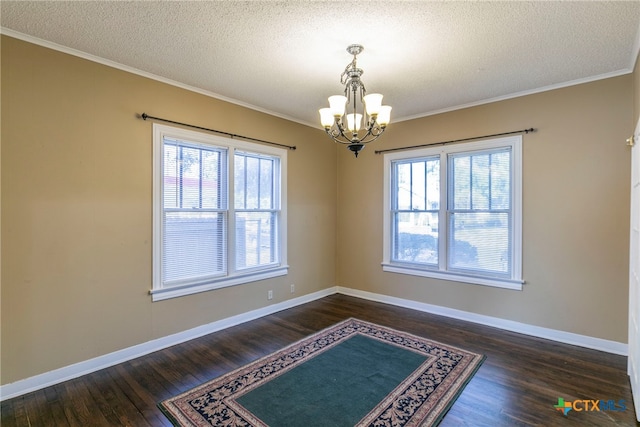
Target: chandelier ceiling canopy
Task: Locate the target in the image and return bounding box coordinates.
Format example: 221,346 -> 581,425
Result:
319,44 -> 391,158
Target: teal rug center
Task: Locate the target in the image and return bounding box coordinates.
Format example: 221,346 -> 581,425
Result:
235,334 -> 428,427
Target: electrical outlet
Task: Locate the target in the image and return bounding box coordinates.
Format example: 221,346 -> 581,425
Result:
290,284 -> 295,293
268,290 -> 273,300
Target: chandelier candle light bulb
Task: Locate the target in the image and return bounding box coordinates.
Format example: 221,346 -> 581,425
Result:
319,44 -> 391,157
377,105 -> 392,126
329,95 -> 348,117
347,113 -> 363,133
363,93 -> 383,115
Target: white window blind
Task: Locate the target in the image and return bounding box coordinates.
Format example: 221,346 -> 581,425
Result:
448,148 -> 511,277
162,138 -> 228,285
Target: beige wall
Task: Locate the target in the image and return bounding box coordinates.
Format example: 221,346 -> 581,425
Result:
1,36 -> 337,384
336,75 -> 633,343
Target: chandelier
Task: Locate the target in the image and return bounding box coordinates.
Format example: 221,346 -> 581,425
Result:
319,44 -> 392,157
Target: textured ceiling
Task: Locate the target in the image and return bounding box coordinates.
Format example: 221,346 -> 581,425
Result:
2,1 -> 640,128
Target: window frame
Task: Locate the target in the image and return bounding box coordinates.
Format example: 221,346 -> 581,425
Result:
151,124 -> 288,301
382,136 -> 523,290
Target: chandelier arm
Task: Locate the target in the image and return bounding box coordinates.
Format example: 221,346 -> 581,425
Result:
326,130 -> 355,145
326,120 -> 386,145
356,127 -> 376,144
357,122 -> 387,144
326,122 -> 354,145
327,128 -> 385,146
358,130 -> 385,145
335,120 -> 354,142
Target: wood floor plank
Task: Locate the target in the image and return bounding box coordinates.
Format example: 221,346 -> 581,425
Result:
1,396 -> 29,427
1,294 -> 637,426
58,378 -> 112,426
83,368 -> 146,426
108,364 -> 173,426
42,384 -> 72,426
22,389 -> 56,427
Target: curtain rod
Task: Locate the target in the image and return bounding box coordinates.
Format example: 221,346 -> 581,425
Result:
139,113 -> 297,151
374,128 -> 535,155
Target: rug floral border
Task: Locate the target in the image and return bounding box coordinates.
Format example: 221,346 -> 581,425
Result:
159,318 -> 485,426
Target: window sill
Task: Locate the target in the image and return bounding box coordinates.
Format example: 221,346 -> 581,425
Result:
381,263 -> 523,291
150,266 -> 289,301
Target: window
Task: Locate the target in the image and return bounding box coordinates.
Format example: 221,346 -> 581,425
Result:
383,136 -> 522,290
152,124 -> 287,301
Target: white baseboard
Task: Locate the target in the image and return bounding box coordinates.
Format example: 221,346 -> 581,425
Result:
0,287 -> 337,401
336,286 -> 628,356
1,285 -> 626,401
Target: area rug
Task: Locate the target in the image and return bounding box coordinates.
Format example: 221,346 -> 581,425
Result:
159,318 -> 484,426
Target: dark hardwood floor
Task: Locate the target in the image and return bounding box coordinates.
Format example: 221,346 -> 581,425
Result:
1,294 -> 637,426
